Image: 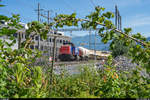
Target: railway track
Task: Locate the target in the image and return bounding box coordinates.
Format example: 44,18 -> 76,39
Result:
33,59 -> 106,67
54,61 -> 88,66
53,60 -> 103,66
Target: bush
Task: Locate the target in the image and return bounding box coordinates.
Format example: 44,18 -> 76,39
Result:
110,39 -> 136,57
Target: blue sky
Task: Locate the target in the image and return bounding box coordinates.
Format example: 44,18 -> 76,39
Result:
0,0 -> 150,37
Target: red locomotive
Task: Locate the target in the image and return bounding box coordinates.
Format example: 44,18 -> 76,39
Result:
58,42 -> 90,61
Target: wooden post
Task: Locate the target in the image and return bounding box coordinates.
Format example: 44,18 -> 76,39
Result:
18,32 -> 21,49
50,36 -> 56,84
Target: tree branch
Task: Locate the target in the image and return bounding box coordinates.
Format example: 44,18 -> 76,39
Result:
24,27 -> 39,49
56,17 -> 148,47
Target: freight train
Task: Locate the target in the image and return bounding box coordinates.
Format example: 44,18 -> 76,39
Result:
58,42 -> 110,61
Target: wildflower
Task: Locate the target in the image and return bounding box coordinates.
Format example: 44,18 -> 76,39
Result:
103,75 -> 107,82
112,75 -> 114,79
114,72 -> 118,79
105,68 -> 111,72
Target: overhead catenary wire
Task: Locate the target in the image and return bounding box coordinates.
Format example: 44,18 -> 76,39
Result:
16,0 -> 48,23
16,0 -> 35,10
88,0 -> 96,51
62,0 -> 83,18
55,16 -> 147,47
15,0 -> 37,22
0,7 -> 33,23
89,0 -> 96,8
62,0 -> 76,13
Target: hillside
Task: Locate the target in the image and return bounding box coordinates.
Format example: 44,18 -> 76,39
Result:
71,35 -> 150,51
71,34 -> 111,51
147,37 -> 150,41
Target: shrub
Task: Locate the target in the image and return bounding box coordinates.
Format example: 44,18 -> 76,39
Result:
110,39 -> 136,57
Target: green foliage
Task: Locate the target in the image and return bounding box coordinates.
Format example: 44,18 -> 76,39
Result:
43,58 -> 150,98
54,13 -> 79,28
0,13 -> 49,98
110,38 -> 136,57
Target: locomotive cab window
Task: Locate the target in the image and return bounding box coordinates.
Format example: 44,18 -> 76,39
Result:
49,38 -> 51,42
60,40 -> 62,43
63,40 -> 65,44
35,36 -> 39,40
13,33 -> 18,38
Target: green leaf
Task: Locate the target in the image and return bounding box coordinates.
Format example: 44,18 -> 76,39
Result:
145,53 -> 150,59
71,13 -> 76,18
0,4 -> 5,7
129,48 -> 134,52
103,12 -> 114,19
104,20 -> 111,27
101,38 -> 108,44
98,27 -> 105,33
125,42 -> 129,46
101,7 -> 105,11
98,17 -> 105,23
0,15 -> 9,21
106,33 -> 111,40
110,43 -> 115,49
120,34 -> 124,38
124,28 -> 132,33
136,45 -> 141,49
113,33 -> 118,38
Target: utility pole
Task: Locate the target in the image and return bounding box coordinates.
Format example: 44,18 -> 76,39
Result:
55,12 -> 57,16
115,5 -> 122,31
37,3 -> 41,50
89,30 -> 91,50
94,31 -> 97,62
118,12 -> 120,30
120,16 -> 122,31
70,31 -> 72,37
50,36 -> 56,84
35,3 -> 44,50
115,5 -> 118,29
38,3 -> 40,22
18,32 -> 21,49
35,3 -> 41,50
47,10 -> 50,24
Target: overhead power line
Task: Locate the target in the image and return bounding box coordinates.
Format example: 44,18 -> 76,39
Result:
0,7 -> 33,22
62,0 -> 83,18
62,0 -> 76,12
54,28 -> 100,32
89,0 -> 96,8
16,0 -> 35,10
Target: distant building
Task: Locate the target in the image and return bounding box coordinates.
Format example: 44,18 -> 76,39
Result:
27,30 -> 71,57
0,22 -> 71,57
